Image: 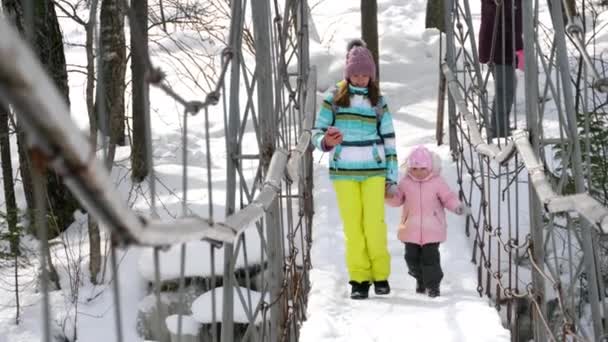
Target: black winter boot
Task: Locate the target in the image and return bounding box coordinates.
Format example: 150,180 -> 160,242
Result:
427,286 -> 440,298
374,280 -> 390,295
415,279 -> 425,294
349,281 -> 370,300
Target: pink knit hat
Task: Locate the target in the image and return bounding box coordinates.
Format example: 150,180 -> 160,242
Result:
408,145 -> 432,169
344,39 -> 376,82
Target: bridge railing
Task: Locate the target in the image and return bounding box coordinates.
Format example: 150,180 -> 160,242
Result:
441,0 -> 608,340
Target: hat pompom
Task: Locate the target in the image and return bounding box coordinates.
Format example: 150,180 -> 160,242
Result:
346,38 -> 367,52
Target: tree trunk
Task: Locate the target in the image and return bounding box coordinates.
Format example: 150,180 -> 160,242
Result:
32,160 -> 61,291
3,0 -> 81,238
0,104 -> 19,256
86,23 -> 97,145
16,123 -> 34,227
564,0 -> 577,17
130,0 -> 150,182
98,0 -> 127,149
87,0 -> 101,285
2,0 -> 34,226
425,0 -> 445,33
1,103 -> 22,324
360,0 -> 379,80
36,0 -> 80,238
1,0 -> 24,32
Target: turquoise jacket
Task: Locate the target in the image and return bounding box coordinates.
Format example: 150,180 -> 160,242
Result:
311,84 -> 398,184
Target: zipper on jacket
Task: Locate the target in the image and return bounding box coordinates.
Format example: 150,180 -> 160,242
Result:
372,143 -> 382,164
419,182 -> 423,245
332,145 -> 342,171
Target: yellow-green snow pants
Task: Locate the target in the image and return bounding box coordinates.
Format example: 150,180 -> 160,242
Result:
333,176 -> 390,283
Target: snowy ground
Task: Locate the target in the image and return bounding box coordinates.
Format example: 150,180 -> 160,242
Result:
300,148 -> 510,342
299,0 -> 510,341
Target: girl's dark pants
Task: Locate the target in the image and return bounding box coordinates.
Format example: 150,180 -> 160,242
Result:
404,242 -> 443,290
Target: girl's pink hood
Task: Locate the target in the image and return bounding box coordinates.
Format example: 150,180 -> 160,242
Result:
401,145 -> 443,181
388,146 -> 461,244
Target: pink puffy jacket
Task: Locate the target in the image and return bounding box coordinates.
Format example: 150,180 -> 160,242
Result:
386,147 -> 462,245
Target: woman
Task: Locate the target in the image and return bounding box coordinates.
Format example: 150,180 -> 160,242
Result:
311,39 -> 398,299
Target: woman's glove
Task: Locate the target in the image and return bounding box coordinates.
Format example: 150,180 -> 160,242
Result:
515,49 -> 525,71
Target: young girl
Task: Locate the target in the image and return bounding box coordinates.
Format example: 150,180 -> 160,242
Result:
311,39 -> 398,299
385,145 -> 467,297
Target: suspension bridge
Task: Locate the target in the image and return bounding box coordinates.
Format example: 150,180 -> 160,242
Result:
0,0 -> 608,341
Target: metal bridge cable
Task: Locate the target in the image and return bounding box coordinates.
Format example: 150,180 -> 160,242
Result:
210,245 -> 218,342
204,106 -> 215,223
110,242 -> 124,342
32,165 -> 51,342
563,13 -> 608,92
153,248 -> 163,339
176,108 -> 189,342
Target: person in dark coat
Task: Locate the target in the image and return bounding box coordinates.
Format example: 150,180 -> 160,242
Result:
478,0 -> 523,138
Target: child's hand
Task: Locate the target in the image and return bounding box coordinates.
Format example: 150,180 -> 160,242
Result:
455,204 -> 472,216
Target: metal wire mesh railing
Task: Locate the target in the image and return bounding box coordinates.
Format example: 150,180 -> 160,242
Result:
442,0 -> 608,340
0,0 -> 314,341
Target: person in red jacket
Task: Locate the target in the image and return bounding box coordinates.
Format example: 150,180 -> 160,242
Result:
478,0 -> 523,138
385,146 -> 468,297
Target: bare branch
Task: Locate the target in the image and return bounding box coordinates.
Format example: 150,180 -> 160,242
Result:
52,0 -> 86,26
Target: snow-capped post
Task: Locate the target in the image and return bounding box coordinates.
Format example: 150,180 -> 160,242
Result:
253,0 -> 285,340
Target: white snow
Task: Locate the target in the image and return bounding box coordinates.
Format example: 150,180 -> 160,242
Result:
1,0 -> 597,341
137,227 -> 262,282
165,315 -> 200,335
191,286 -> 267,324
299,1 -> 511,341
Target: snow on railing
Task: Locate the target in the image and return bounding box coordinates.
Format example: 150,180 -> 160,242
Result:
441,63 -> 516,164
286,68 -> 316,183
442,62 -> 608,235
511,130 -> 608,234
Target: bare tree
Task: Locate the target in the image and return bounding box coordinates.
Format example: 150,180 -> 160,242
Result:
361,0 -> 379,79
131,0 -> 149,182
425,0 -> 445,33
86,0 -> 102,285
0,103 -> 21,322
2,0 -> 80,241
0,105 -> 19,256
98,0 -> 127,157
52,0 -> 104,284
1,0 -> 34,231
